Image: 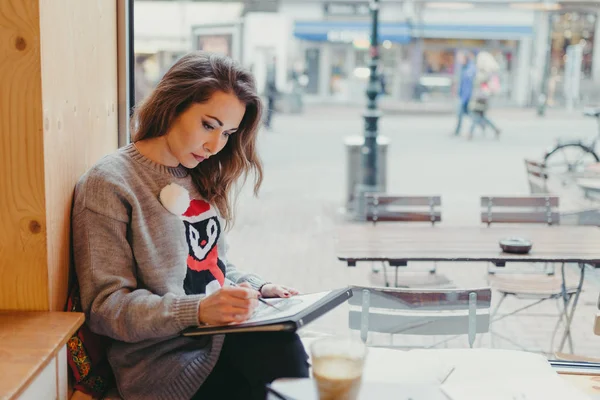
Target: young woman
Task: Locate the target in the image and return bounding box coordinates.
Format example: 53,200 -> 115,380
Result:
72,52 -> 309,400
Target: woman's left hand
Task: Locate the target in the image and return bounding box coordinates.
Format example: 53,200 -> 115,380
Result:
260,284 -> 299,298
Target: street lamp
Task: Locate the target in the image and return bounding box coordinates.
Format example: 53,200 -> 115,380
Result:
356,0 -> 382,218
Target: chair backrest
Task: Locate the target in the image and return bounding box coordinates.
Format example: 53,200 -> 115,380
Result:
524,159 -> 549,194
480,196 -> 560,226
364,193 -> 442,225
348,286 -> 492,348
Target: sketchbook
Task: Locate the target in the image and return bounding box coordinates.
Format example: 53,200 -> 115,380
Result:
181,287 -> 352,336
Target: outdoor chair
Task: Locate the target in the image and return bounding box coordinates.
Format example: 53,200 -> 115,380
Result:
524,158 -> 600,226
363,193 -> 453,288
524,159 -> 549,195
349,285 -> 492,349
480,196 -> 580,354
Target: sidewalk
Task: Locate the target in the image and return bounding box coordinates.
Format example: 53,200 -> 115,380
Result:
299,100 -> 593,119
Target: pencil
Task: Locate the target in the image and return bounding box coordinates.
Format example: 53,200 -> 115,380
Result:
228,281 -> 284,311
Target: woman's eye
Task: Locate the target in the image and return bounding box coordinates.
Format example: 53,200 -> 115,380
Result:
203,122 -> 214,131
222,131 -> 231,138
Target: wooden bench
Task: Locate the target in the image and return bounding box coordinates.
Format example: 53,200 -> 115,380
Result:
0,312 -> 84,400
480,196 -> 559,226
364,193 -> 441,225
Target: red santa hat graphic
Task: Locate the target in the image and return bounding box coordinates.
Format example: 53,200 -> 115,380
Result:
159,183 -> 217,221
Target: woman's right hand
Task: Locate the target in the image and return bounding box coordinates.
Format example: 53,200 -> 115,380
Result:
197,284 -> 260,325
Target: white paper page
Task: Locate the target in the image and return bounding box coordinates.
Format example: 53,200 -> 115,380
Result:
404,349 -> 590,400
442,379 -> 590,400
246,291 -> 332,324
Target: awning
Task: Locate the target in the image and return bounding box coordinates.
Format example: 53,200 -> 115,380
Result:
416,23 -> 533,40
294,21 -> 533,42
294,21 -> 411,43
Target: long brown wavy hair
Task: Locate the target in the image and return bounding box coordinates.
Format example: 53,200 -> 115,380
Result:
132,52 -> 263,224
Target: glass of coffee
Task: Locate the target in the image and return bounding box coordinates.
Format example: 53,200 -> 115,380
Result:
310,337 -> 367,400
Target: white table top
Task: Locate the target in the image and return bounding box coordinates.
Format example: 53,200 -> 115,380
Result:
289,342 -> 592,400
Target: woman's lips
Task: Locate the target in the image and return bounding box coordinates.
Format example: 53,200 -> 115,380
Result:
193,154 -> 205,163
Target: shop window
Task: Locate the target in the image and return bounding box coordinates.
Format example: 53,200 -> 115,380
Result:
550,12 -> 596,79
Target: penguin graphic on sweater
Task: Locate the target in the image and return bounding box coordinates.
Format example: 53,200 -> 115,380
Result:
159,183 -> 225,296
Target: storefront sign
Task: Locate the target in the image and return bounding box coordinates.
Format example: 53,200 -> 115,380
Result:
327,30 -> 369,43
324,2 -> 370,17
294,21 -> 411,43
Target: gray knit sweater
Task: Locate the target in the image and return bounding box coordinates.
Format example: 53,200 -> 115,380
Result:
72,144 -> 266,400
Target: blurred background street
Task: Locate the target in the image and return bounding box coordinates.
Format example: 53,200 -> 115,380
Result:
133,0 -> 600,357
225,106 -> 600,356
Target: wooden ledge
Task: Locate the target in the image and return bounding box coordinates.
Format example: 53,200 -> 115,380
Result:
0,311 -> 84,399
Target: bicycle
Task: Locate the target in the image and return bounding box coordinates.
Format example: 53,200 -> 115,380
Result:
543,107 -> 600,183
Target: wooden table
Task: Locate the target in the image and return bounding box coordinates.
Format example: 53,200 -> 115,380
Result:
336,225 -> 600,266
0,311 -> 84,399
336,225 -> 600,352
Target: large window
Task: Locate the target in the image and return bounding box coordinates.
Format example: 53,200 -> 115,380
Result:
131,1 -> 600,363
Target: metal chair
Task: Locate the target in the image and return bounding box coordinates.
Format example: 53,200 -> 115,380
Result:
349,285 -> 492,349
524,159 -> 549,195
524,158 -> 600,226
363,193 -> 452,288
480,196 -> 580,354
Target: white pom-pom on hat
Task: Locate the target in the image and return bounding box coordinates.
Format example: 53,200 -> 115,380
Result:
159,183 -> 191,216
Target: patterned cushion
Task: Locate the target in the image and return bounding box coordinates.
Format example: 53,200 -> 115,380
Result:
66,282 -> 115,398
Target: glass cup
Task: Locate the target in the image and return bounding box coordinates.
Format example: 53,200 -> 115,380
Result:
310,337 -> 367,400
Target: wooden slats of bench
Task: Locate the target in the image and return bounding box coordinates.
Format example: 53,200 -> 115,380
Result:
364,194 -> 442,224
366,195 -> 441,206
479,212 -> 560,224
367,211 -> 441,223
481,196 -> 559,208
481,196 -> 559,225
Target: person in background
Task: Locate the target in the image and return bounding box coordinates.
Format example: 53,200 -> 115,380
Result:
468,51 -> 502,140
453,51 -> 476,137
264,56 -> 278,130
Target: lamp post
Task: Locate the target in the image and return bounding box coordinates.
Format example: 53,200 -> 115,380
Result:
356,0 -> 382,218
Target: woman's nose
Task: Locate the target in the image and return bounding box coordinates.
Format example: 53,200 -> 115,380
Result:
203,131 -> 220,155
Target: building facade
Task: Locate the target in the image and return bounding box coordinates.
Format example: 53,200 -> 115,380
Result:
283,1 -> 535,106
133,0 -> 600,108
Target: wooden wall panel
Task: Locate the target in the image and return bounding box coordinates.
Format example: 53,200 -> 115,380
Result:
40,0 -> 119,311
0,0 -> 48,310
0,0 -> 118,311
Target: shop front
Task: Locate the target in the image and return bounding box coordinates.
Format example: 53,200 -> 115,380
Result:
416,37 -> 520,104
546,10 -> 597,106
292,20 -> 533,105
293,21 -> 410,102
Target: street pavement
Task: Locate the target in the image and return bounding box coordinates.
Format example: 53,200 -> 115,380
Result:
225,104 -> 600,357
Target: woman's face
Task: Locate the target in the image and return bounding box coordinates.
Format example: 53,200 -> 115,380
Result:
166,91 -> 246,169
